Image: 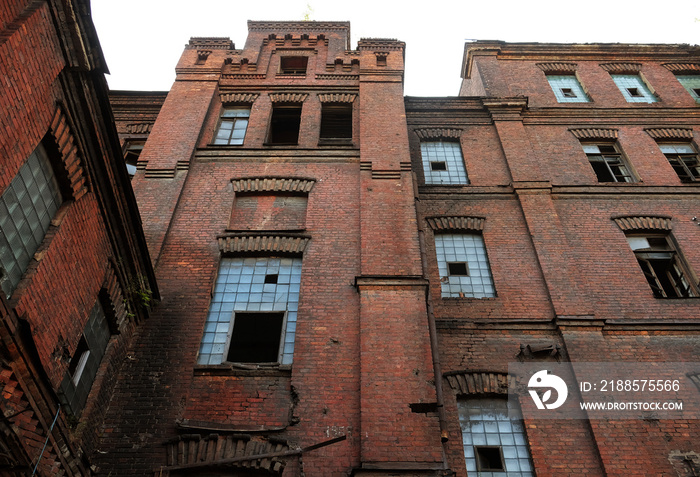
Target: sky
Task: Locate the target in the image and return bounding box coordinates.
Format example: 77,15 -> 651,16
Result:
91,0 -> 699,97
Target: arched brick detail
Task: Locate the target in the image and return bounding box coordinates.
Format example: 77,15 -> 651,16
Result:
613,216 -> 673,232
164,434 -> 287,473
599,62 -> 642,74
230,177 -> 315,193
662,63 -> 700,73
569,128 -> 618,140
426,216 -> 485,232
644,128 -> 694,140
269,93 -> 308,103
414,128 -> 462,140
445,371 -> 511,396
317,93 -> 357,103
49,105 -> 88,200
217,234 -> 310,255
536,62 -> 577,74
220,93 -> 260,104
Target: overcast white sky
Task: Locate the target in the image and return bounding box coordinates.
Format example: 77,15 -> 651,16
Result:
91,0 -> 699,97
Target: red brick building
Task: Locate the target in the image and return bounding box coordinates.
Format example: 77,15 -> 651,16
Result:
0,0 -> 157,475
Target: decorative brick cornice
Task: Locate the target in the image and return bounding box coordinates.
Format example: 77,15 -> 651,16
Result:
613,216 -> 673,232
230,177 -> 315,193
426,216 -> 485,232
414,128 -> 462,140
444,371 -> 511,396
644,127 -> 694,140
186,37 -> 234,50
219,93 -> 259,104
536,62 -> 577,74
357,38 -> 405,51
164,434 -> 287,473
599,62 -> 642,74
662,63 -> 700,74
317,93 -> 357,103
569,128 -> 618,140
269,93 -> 308,103
50,105 -> 87,200
125,123 -> 153,134
217,234 -> 310,255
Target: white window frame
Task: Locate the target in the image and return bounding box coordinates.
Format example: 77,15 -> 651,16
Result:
546,75 -> 590,103
435,234 -> 495,298
611,74 -> 657,103
420,141 -> 469,185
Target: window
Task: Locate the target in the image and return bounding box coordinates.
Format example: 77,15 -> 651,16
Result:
658,144 -> 700,182
0,144 -> 63,298
611,74 -> 657,103
582,143 -> 636,183
123,140 -> 144,178
59,301 -> 111,415
546,75 -> 590,103
197,257 -> 302,365
213,108 -> 250,145
279,56 -> 308,75
268,105 -> 302,145
435,234 -> 495,298
675,75 -> 700,102
459,398 -> 533,476
320,104 -> 352,142
626,235 -> 698,298
421,141 -> 469,185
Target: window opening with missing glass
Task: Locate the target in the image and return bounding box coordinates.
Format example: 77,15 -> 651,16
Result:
197,257 -> 302,365
459,398 -> 534,476
626,235 -> 698,298
213,108 -> 250,145
269,105 -> 302,145
658,144 -> 700,182
0,143 -> 63,298
582,143 -> 636,183
546,75 -> 590,103
435,234 -> 495,298
320,104 -> 352,141
420,141 -> 469,185
611,74 -> 657,103
123,140 -> 144,178
279,56 -> 308,75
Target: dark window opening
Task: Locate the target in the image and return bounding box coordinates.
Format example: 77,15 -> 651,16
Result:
693,88 -> 700,96
280,56 -> 308,75
68,337 -> 90,385
123,140 -> 144,178
269,106 -> 302,145
629,235 -> 698,298
584,144 -> 635,183
320,104 -> 352,140
227,312 -> 284,363
474,446 -> 505,471
661,145 -> 700,183
430,161 -> 447,171
561,88 -> 577,98
376,54 -> 387,67
627,87 -> 642,97
264,274 -> 278,284
447,262 -> 469,276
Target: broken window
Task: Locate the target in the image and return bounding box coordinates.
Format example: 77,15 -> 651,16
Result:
213,108 -> 250,145
611,74 -> 657,103
546,75 -> 590,103
59,301 -> 111,415
268,105 -> 302,145
675,75 -> 700,102
658,143 -> 700,183
626,235 -> 698,298
582,143 -> 636,183
279,56 -> 308,75
420,141 -> 469,185
459,398 -> 533,476
0,143 -> 63,298
435,234 -> 495,298
197,257 -> 302,365
320,103 -> 352,142
123,140 -> 144,178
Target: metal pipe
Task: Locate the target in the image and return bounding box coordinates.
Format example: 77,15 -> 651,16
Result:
32,404 -> 60,476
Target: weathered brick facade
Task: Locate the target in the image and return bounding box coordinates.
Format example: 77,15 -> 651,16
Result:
0,1 -> 156,474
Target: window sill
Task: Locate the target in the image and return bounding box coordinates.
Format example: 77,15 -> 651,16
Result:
318,139 -> 354,147
194,363 -> 292,377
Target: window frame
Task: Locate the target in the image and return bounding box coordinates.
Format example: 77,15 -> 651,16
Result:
611,74 -> 658,103
420,141 -> 469,185
279,56 -> 308,76
675,74 -> 700,102
267,104 -> 303,145
435,233 -> 496,298
626,234 -> 699,299
581,142 -> 637,183
546,74 -> 591,103
658,143 -> 700,183
319,103 -> 353,143
213,107 -> 250,146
